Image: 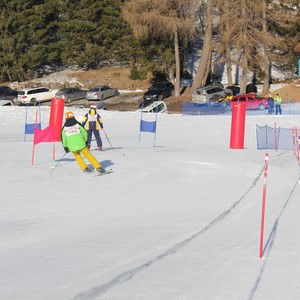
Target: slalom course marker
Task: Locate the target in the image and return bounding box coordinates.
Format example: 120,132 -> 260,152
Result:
292,126 -> 299,161
138,102 -> 158,147
24,103 -> 41,141
259,153 -> 269,259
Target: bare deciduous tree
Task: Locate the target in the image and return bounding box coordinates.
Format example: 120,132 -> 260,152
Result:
214,0 -> 297,94
191,0 -> 214,91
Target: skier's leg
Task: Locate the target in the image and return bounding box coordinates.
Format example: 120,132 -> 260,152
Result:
73,151 -> 88,170
94,130 -> 103,148
86,131 -> 92,148
81,147 -> 102,169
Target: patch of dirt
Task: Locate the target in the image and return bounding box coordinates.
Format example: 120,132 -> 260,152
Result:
270,82 -> 300,102
74,68 -> 151,91
15,67 -> 151,91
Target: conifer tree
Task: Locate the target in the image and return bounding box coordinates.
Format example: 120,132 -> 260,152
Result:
122,0 -> 196,97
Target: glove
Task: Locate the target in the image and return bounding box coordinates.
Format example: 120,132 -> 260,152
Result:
64,147 -> 70,153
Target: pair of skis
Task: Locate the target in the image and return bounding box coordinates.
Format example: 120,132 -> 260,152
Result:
86,169 -> 113,177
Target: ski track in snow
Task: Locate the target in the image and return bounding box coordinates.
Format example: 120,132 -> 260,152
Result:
70,159 -> 272,300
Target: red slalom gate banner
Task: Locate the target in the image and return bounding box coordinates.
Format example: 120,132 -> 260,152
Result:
259,153 -> 269,259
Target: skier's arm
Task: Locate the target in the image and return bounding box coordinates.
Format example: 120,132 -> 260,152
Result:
81,115 -> 87,127
61,129 -> 69,152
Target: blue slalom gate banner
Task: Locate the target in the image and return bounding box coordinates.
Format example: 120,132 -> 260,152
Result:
139,103 -> 158,146
140,120 -> 157,133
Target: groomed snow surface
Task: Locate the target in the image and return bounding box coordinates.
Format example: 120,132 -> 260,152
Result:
1,106 -> 300,300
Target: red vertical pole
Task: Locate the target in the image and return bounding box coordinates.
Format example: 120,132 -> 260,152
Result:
292,127 -> 296,156
296,127 -> 300,162
49,98 -> 64,142
259,153 -> 269,259
49,98 -> 64,160
230,102 -> 246,149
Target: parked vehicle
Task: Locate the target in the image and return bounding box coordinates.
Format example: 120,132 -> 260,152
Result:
229,94 -> 268,110
96,101 -> 107,110
17,87 -> 57,105
0,99 -> 13,106
192,85 -> 232,104
55,88 -> 87,103
0,86 -> 18,103
137,101 -> 168,113
226,85 -> 240,96
246,84 -> 257,94
143,81 -> 174,102
206,82 -> 224,88
86,85 -> 119,101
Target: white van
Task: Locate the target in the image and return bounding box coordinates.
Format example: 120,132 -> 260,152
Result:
17,87 -> 57,106
137,101 -> 168,113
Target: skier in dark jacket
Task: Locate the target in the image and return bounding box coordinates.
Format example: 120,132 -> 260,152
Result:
61,111 -> 106,173
82,104 -> 104,151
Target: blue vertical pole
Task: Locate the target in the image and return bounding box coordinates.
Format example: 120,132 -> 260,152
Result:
138,102 -> 144,142
153,104 -> 158,147
298,57 -> 300,76
24,103 -> 29,141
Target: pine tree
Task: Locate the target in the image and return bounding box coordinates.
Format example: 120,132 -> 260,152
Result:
122,0 -> 196,97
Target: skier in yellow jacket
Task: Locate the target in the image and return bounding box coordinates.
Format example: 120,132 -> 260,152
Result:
82,104 -> 104,151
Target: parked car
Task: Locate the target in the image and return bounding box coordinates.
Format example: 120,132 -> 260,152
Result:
0,86 -> 18,103
226,85 -> 240,96
96,101 -> 107,110
205,82 -> 224,88
86,85 -> 119,101
246,84 -> 257,94
192,85 -> 232,104
229,94 -> 268,110
137,101 -> 168,113
0,99 -> 13,106
143,81 -> 174,102
17,87 -> 57,105
55,88 -> 87,103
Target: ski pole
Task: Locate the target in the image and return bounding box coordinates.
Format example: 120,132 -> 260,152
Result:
102,129 -> 113,149
49,152 -> 67,175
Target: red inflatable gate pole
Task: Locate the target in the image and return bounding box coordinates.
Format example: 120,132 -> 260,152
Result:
259,153 -> 269,259
230,102 -> 246,149
49,98 -> 64,142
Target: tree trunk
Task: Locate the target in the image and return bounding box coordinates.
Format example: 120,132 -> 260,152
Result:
224,0 -> 233,86
261,0 -> 270,95
239,0 -> 247,94
225,49 -> 233,86
240,54 -> 248,94
174,26 -> 181,97
192,0 -> 213,91
203,53 -> 212,85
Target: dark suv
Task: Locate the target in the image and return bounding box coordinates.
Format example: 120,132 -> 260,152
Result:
143,81 -> 174,103
0,86 -> 18,103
